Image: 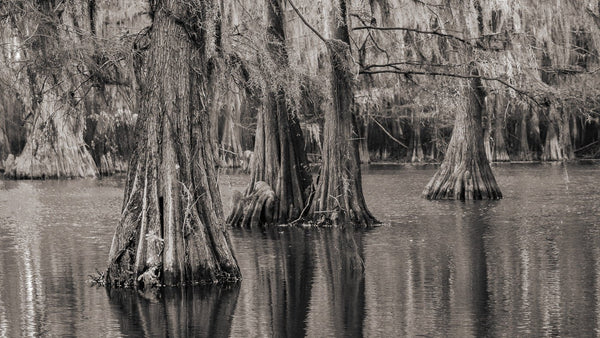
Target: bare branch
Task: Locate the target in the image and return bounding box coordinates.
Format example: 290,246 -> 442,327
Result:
360,68 -> 542,106
286,0 -> 327,43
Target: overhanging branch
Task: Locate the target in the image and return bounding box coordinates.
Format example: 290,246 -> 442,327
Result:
360,68 -> 541,106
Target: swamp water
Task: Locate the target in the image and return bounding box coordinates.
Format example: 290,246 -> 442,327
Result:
0,163 -> 599,337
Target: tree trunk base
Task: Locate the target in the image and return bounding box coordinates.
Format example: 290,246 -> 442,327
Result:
227,181 -> 277,228
423,161 -> 502,200
4,143 -> 97,179
99,153 -> 128,176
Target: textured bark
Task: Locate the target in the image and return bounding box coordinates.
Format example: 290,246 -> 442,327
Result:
106,0 -> 240,287
484,95 -> 509,162
492,97 -> 510,161
358,115 -> 370,164
423,66 -> 502,200
517,107 -> 532,161
4,1 -> 98,179
409,110 -> 424,163
307,0 -> 377,227
0,109 -> 12,171
227,0 -> 312,227
528,107 -> 543,159
542,104 -> 575,161
216,92 -> 245,168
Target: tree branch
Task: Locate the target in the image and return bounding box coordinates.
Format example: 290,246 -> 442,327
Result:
286,0 -> 327,43
352,26 -> 506,51
360,68 -> 541,106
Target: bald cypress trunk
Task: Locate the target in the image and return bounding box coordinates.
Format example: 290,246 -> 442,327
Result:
106,0 -> 240,287
3,0 -> 98,179
542,104 -> 574,161
226,0 -> 312,228
306,0 -> 377,227
517,107 -> 532,161
423,66 -> 502,200
492,96 -> 510,162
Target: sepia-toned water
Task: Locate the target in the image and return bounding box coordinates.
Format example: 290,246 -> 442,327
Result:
0,163 -> 599,337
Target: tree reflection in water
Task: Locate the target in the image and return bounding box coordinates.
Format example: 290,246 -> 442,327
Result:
107,285 -> 240,337
229,227 -> 365,337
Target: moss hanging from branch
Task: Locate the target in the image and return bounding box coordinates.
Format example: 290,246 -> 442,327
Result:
423,65 -> 502,200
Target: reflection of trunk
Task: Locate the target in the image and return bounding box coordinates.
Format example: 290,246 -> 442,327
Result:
423,66 -> 502,200
108,286 -> 240,337
227,0 -> 312,227
228,227 -> 314,336
542,104 -> 574,161
307,229 -> 365,336
106,1 -> 240,287
307,0 -> 377,227
323,230 -> 365,336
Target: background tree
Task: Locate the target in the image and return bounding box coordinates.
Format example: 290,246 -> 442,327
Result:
227,0 -> 312,228
423,65 -> 502,200
106,0 -> 240,287
287,0 -> 378,227
1,0 -> 99,178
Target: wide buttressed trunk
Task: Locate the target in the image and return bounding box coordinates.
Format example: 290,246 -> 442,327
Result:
3,0 -> 98,179
4,92 -> 98,179
227,0 -> 312,228
106,0 -> 240,287
307,0 -> 377,227
423,66 -> 502,200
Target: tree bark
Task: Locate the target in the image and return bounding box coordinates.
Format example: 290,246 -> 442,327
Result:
409,110 -> 424,163
542,104 -> 574,161
358,115 -> 371,164
306,0 -> 378,227
517,106 -> 532,161
3,0 -> 98,179
423,65 -> 502,200
106,0 -> 240,287
492,96 -> 510,161
226,0 -> 312,227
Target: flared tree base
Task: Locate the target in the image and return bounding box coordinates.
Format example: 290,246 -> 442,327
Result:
4,143 -> 97,179
423,161 -> 502,200
227,181 -> 279,228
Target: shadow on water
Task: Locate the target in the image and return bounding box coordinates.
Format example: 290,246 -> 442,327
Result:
107,285 -> 240,337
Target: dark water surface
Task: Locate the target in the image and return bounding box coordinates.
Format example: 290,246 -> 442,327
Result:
0,163 -> 599,337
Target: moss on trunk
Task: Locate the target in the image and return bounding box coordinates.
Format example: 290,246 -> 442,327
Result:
227,0 -> 312,228
423,66 -> 502,200
306,0 -> 377,227
106,0 -> 240,287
